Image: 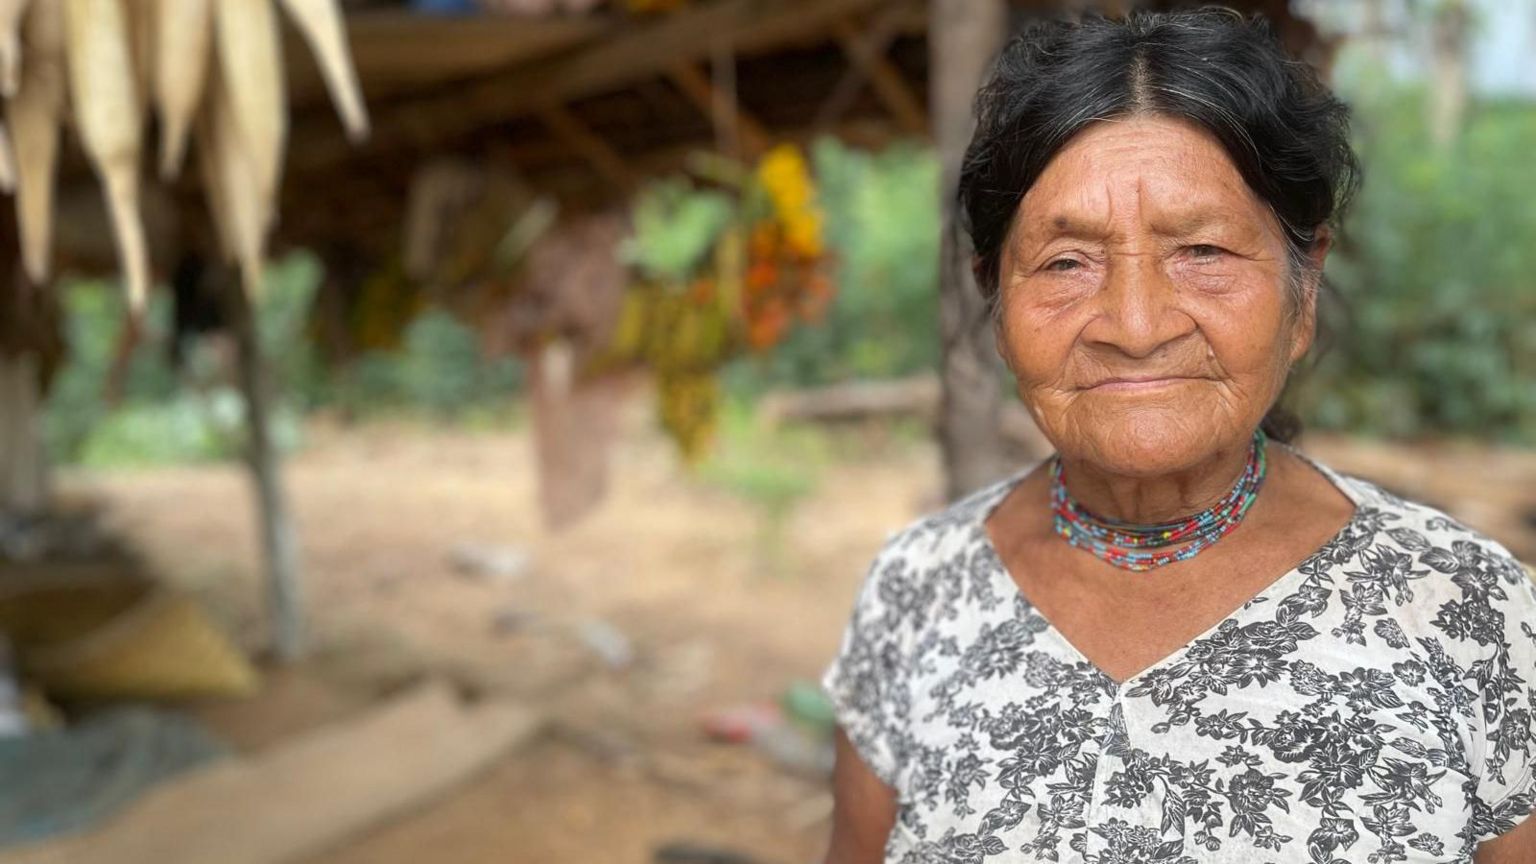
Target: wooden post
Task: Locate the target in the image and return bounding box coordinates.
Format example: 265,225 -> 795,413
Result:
0,351 -> 48,516
932,0 -> 1013,501
224,276 -> 305,661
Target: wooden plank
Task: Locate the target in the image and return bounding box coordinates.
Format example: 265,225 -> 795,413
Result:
537,104 -> 638,193
666,61 -> 771,158
292,0 -> 889,170
1,682 -> 544,864
833,13 -> 928,136
285,11 -> 612,107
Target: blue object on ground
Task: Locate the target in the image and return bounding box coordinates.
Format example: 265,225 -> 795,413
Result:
0,707 -> 227,849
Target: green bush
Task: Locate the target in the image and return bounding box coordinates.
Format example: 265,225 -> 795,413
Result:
1296,86 -> 1536,443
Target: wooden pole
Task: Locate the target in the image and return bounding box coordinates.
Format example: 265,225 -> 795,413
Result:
224,275 -> 306,661
0,352 -> 48,516
932,0 -> 1013,501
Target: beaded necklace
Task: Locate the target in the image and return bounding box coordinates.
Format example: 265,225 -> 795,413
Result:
1050,428 -> 1268,572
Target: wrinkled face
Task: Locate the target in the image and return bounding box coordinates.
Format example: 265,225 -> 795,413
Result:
994,115 -> 1324,477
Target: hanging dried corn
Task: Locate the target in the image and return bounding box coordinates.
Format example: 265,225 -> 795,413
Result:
63,0 -> 151,314
6,0 -> 62,284
153,0 -> 211,178
277,0 -> 368,142
0,122 -> 15,193
200,60 -> 268,296
7,0 -> 363,306
0,0 -> 31,98
212,0 -> 286,228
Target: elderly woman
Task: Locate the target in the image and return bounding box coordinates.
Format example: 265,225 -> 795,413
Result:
820,9 -> 1536,864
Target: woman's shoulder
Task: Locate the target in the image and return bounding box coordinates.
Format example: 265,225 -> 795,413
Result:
1313,454 -> 1527,573
1298,451 -> 1536,638
872,464 -> 1032,563
843,466 -> 1034,631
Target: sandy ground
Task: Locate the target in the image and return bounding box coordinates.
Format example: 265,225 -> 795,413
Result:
59,412 -> 1536,864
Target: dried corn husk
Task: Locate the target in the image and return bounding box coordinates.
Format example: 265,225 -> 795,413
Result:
7,0 -> 63,283
0,122 -> 15,193
126,0 -> 155,114
153,0 -> 210,178
212,0 -> 285,224
277,0 -> 368,142
201,61 -> 267,297
63,0 -> 151,313
0,0 -> 30,98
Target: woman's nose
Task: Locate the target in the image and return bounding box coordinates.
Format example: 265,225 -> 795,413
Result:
1082,252 -> 1196,359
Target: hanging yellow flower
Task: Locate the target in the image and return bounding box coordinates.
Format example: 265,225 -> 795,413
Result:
755,144 -> 824,259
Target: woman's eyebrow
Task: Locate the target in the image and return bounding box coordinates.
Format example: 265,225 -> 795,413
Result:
1151,209 -> 1245,237
1023,214 -> 1112,241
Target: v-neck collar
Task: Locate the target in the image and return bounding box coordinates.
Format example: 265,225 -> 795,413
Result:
971,442 -> 1373,691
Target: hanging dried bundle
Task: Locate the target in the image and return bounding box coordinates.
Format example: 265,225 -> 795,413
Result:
6,0 -> 62,284
154,0 -> 212,178
63,0 -> 151,313
0,0 -> 366,307
278,0 -> 368,142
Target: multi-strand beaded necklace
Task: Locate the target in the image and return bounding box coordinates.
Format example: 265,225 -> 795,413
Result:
1050,428 -> 1268,572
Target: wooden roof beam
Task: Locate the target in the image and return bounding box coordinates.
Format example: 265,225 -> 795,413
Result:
537,104 -> 639,194
292,0 -> 889,171
832,10 -> 928,137
666,61 -> 772,159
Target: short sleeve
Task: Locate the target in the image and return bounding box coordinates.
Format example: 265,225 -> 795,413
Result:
820,542 -> 914,789
1470,554 -> 1536,842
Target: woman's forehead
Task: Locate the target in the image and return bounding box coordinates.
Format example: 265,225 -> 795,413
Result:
1017,115 -> 1271,238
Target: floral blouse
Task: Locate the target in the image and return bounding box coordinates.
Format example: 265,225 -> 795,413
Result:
820,452 -> 1536,863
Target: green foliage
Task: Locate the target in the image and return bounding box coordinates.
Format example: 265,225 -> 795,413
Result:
622,178 -> 735,283
259,252 -> 325,407
45,255 -> 323,468
1296,87 -> 1536,443
45,282 -> 178,464
697,398 -> 827,575
724,137 -> 941,394
75,390 -> 301,469
328,308 -> 524,421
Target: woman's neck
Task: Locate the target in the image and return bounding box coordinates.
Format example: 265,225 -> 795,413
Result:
1057,438 -> 1259,524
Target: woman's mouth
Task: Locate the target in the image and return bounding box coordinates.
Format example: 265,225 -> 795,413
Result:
1086,376 -> 1203,392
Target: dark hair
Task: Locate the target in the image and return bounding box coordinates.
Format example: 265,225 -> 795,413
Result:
958,8 -> 1361,442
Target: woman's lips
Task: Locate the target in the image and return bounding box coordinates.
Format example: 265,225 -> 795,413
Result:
1086,376 -> 1203,392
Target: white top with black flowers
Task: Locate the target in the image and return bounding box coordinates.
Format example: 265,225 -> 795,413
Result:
821,452 -> 1536,864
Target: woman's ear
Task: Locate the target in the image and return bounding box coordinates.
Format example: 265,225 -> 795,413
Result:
993,314 -> 1021,376
1307,226 -> 1334,273
1288,227 -> 1332,364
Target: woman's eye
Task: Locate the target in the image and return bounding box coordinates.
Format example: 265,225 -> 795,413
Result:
1186,244 -> 1225,259
1043,258 -> 1081,272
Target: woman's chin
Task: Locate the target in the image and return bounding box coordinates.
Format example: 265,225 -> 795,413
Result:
1060,411 -> 1242,477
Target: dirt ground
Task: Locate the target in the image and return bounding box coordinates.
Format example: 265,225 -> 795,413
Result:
60,411 -> 1536,864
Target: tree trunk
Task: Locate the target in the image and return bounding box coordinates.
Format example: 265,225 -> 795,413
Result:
0,351 -> 48,516
224,278 -> 306,661
932,0 -> 1013,502
1429,0 -> 1469,150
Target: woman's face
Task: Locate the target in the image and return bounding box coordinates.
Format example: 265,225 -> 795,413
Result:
994,115 -> 1324,477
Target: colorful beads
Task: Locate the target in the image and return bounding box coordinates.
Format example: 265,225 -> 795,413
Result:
1050,428 -> 1268,572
